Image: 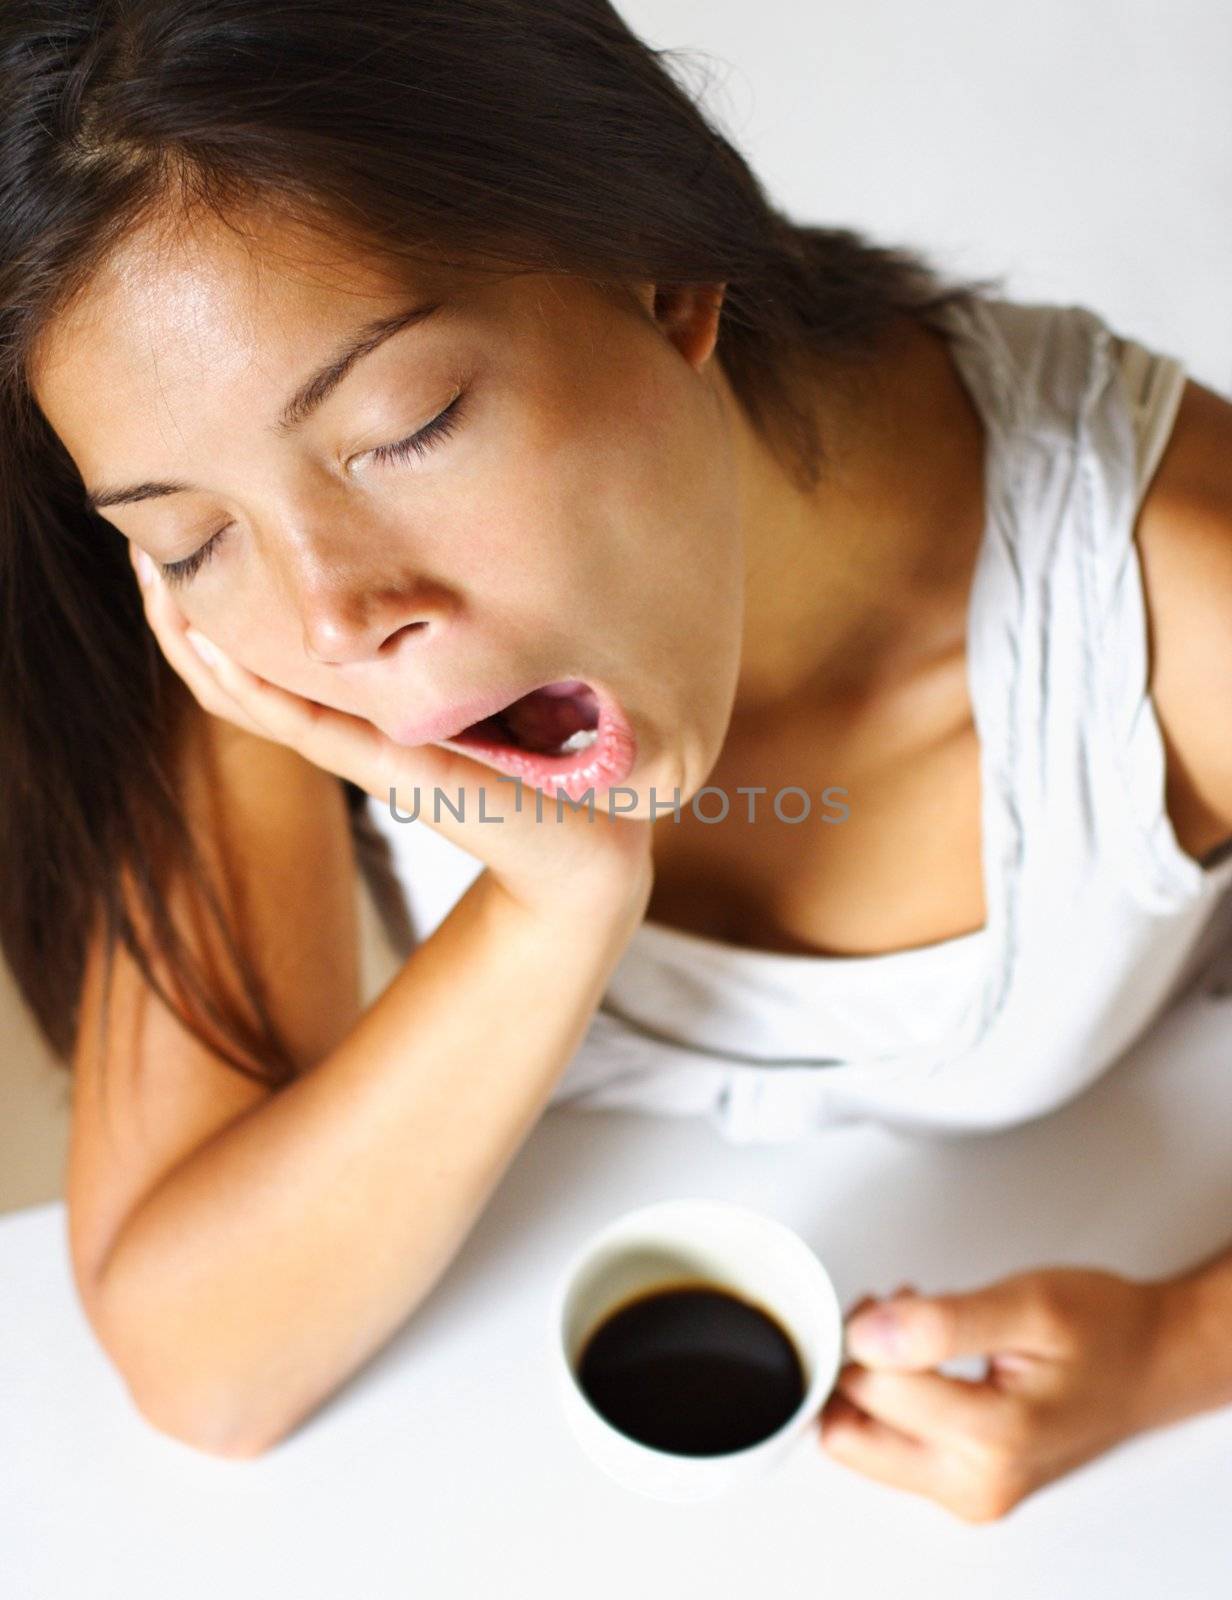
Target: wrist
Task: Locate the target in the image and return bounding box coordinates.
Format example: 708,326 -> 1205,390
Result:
1139,1268 -> 1232,1433
488,855 -> 652,946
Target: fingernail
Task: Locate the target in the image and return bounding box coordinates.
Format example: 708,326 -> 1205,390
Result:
135,548 -> 156,588
185,628 -> 218,668
845,1305 -> 902,1359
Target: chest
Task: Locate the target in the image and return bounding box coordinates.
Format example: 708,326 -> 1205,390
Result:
646,651 -> 986,957
645,648 -> 1231,960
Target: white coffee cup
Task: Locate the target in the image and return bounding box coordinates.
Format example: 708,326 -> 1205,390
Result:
549,1197 -> 844,1503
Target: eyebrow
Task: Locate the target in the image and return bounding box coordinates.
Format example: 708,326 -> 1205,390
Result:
83,299 -> 445,512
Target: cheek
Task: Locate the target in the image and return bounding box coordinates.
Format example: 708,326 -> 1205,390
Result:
190,580 -> 309,687
245,617 -> 310,688
501,393 -> 729,607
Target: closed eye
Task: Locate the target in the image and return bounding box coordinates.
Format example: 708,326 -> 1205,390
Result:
158,524 -> 229,587
157,389 -> 470,587
364,389 -> 468,467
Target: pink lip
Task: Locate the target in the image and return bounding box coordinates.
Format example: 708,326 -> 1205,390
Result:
440,677 -> 639,800
389,676 -> 639,801
388,679 -> 548,748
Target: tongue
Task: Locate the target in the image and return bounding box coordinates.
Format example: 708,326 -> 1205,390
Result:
498,680 -> 601,755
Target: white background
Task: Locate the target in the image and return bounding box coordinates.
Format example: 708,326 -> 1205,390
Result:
620,0 -> 1232,391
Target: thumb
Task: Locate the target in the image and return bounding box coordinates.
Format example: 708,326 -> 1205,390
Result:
844,1274 -> 1063,1370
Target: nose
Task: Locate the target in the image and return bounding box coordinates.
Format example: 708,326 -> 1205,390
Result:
299,576 -> 446,665
259,489 -> 456,665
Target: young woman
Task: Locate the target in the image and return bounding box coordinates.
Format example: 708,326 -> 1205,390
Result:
3,0 -> 1232,1522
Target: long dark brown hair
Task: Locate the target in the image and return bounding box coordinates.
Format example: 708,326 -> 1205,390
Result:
0,0 -> 999,1087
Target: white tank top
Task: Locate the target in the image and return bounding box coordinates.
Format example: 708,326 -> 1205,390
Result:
363,294 -> 1232,1142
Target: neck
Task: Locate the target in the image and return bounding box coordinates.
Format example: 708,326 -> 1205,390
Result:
720,314 -> 988,729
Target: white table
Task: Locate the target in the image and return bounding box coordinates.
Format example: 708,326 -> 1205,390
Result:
4,986 -> 1232,1599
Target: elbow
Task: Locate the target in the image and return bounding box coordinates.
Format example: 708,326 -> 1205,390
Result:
85,1277 -> 287,1461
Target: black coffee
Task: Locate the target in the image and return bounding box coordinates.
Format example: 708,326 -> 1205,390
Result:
576,1282 -> 806,1456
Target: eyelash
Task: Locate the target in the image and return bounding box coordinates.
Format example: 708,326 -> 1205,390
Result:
366,389 -> 467,467
157,390 -> 470,587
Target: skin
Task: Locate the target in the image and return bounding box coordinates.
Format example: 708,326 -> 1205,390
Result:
31,203 -> 985,819
32,200 -> 1232,1519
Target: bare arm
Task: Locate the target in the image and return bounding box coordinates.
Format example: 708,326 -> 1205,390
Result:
1145,1244 -> 1232,1428
89,865 -> 645,1460
1130,378 -> 1232,1428
66,649 -> 654,1462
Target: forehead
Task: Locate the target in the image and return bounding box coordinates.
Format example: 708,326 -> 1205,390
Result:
31,205 -> 449,423
30,204 -> 629,472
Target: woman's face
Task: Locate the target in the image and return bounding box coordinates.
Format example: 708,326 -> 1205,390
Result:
31,206 -> 750,812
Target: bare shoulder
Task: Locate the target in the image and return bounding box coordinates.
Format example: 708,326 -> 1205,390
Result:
1133,376 -> 1232,860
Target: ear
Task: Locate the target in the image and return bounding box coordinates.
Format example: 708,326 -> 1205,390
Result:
642,281 -> 728,373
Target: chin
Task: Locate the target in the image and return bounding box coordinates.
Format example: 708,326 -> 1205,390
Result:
609,748 -> 698,822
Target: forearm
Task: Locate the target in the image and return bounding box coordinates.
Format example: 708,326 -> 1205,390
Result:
1143,1239 -> 1232,1430
92,868 -> 645,1458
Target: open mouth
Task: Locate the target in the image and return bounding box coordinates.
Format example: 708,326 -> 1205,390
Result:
449,679 -> 602,758
436,676 -> 638,799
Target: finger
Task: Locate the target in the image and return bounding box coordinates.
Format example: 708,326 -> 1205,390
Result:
129,544 -> 268,737
135,567 -> 570,856
839,1295 -> 882,1358
128,539 -> 156,591
128,543 -> 625,866
840,1288 -> 919,1360
179,628 -> 395,779
836,1361 -> 1017,1448
844,1275 -> 1071,1371
818,1392 -> 939,1499
177,630 -> 517,835
178,628 -> 275,737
